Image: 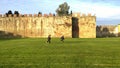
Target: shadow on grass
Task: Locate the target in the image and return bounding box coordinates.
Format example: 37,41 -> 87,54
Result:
0,30 -> 23,40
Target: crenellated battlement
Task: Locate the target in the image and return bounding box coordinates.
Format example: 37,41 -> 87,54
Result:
0,12 -> 96,38
0,13 -> 95,18
72,13 -> 95,17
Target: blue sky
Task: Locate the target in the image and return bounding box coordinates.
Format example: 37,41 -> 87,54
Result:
0,0 -> 120,25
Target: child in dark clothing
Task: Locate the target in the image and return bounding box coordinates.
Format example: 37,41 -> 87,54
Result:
60,35 -> 64,42
47,35 -> 51,43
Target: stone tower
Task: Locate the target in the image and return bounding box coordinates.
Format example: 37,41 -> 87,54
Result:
72,13 -> 96,38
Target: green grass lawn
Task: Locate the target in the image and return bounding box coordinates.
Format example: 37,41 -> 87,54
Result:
0,38 -> 120,68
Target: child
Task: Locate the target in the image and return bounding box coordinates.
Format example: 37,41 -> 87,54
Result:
47,35 -> 51,43
60,35 -> 64,42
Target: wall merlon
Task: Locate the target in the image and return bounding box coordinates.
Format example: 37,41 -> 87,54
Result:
34,14 -> 37,17
38,14 -> 42,17
29,14 -> 32,17
0,14 -> 2,17
19,14 -> 23,17
3,14 -> 7,17
88,13 -> 91,16
24,14 -> 28,17
8,14 -> 12,17
13,14 -> 17,17
44,14 -> 48,17
49,13 -> 53,17
72,13 -> 80,17
82,13 -> 86,17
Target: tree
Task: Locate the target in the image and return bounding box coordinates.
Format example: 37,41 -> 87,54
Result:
56,2 -> 70,16
38,12 -> 42,14
6,10 -> 13,17
14,11 -> 19,17
70,10 -> 72,16
5,13 -> 8,17
5,10 -> 20,17
8,10 -> 13,15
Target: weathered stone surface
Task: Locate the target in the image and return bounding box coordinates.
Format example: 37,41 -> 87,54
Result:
96,25 -> 118,37
118,24 -> 120,37
0,14 -> 96,38
79,16 -> 96,38
0,14 -> 2,17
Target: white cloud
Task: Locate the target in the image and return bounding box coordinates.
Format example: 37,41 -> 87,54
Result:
93,4 -> 120,19
69,1 -> 120,19
1,0 -> 120,20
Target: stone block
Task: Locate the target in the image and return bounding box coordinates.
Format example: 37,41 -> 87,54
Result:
34,14 -> 37,17
8,14 -> 12,17
44,14 -> 48,17
38,14 -> 42,17
24,14 -> 27,17
88,13 -> 91,16
13,14 -> 17,17
29,14 -> 32,17
0,14 -> 2,17
49,13 -> 53,17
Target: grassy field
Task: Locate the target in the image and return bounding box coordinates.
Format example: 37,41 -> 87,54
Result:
0,38 -> 120,68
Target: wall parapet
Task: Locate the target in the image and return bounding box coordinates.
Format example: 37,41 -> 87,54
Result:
0,13 -> 95,18
0,13 -> 96,38
96,25 -> 119,37
72,13 -> 95,17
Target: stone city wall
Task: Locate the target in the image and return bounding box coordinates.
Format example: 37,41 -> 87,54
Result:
117,24 -> 120,36
96,25 -> 120,37
78,14 -> 96,38
0,13 -> 96,38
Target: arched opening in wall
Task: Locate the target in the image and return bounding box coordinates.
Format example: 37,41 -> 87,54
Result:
72,17 -> 79,38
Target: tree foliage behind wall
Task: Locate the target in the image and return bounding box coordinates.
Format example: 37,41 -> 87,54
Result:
56,2 -> 70,16
6,10 -> 20,17
14,11 -> 19,17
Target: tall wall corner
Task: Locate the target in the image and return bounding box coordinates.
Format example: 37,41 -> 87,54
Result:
118,24 -> 120,36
